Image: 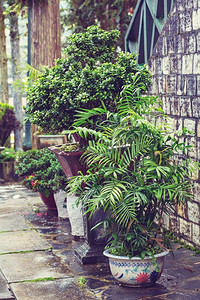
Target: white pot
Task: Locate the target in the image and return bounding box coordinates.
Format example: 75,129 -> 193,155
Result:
54,190 -> 68,219
103,249 -> 169,287
67,194 -> 85,237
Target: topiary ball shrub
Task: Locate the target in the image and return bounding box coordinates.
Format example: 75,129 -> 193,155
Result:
26,26 -> 152,134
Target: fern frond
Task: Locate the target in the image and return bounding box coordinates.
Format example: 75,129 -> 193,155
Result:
73,107 -> 108,127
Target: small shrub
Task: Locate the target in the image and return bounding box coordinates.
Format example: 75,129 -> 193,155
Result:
0,148 -> 18,162
15,148 -> 68,194
26,26 -> 151,133
0,103 -> 20,146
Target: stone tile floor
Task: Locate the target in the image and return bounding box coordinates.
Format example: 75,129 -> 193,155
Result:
0,183 -> 200,299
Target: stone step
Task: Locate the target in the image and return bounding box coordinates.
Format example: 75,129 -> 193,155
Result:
0,270 -> 15,300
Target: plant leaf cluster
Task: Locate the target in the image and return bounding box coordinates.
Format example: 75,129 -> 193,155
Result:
26,26 -> 151,134
67,74 -> 198,258
15,148 -> 68,194
0,147 -> 18,162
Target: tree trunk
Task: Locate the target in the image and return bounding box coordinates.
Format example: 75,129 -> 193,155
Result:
8,0 -> 23,151
30,0 -> 61,68
30,0 -> 61,149
0,3 -> 9,104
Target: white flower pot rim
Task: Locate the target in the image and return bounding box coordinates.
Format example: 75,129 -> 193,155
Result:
103,249 -> 169,261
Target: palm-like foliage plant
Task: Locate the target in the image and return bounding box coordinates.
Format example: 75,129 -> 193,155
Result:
67,75 -> 197,258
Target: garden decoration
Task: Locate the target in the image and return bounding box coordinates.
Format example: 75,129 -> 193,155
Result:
15,148 -> 68,214
49,142 -> 107,263
67,73 -> 198,285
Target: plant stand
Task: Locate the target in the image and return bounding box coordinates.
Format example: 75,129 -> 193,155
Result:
74,207 -> 107,264
74,241 -> 106,264
66,194 -> 84,237
49,144 -> 106,263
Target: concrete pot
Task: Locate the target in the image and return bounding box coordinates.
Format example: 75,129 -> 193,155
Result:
103,249 -> 169,287
66,194 -> 84,238
0,161 -> 17,182
54,190 -> 68,219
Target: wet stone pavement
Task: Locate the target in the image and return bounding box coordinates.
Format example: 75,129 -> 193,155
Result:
0,184 -> 200,299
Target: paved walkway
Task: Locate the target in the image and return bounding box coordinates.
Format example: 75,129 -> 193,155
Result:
0,183 -> 200,300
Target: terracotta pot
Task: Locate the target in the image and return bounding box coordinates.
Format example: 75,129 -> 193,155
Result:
39,192 -> 57,211
103,249 -> 169,287
48,145 -> 85,179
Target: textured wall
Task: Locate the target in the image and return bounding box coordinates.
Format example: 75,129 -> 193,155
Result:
148,0 -> 200,246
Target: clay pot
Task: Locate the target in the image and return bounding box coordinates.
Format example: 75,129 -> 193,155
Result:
39,192 -> 57,212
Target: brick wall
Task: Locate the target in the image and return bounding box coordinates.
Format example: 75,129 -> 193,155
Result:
148,0 -> 200,246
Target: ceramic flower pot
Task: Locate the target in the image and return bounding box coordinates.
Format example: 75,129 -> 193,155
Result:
39,192 -> 57,211
103,249 -> 169,287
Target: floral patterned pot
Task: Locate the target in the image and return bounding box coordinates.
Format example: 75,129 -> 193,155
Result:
103,249 -> 169,287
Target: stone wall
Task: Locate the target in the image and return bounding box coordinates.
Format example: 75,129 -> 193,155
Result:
148,0 -> 200,246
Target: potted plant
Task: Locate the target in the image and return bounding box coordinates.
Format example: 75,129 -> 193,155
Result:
67,78 -> 198,286
15,148 -> 68,213
25,26 -> 151,178
25,26 -> 119,133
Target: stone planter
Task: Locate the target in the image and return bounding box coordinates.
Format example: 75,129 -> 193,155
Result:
0,161 -> 17,182
103,249 -> 169,287
37,135 -> 67,149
